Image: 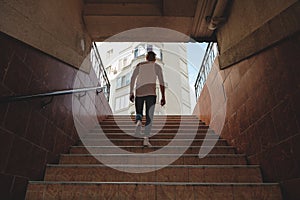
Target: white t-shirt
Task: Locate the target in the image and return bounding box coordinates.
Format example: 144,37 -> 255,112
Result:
130,61 -> 164,97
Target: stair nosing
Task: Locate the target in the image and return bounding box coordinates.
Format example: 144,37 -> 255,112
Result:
87,131 -> 216,134
46,164 -> 260,168
70,146 -> 234,148
28,181 -> 279,186
79,139 -> 226,141
60,154 -> 245,157
85,133 -> 217,136
91,128 -> 210,130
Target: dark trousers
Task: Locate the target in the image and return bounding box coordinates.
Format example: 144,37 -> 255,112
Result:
135,95 -> 156,135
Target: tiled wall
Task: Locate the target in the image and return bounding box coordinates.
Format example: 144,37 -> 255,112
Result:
0,32 -> 112,199
194,34 -> 300,199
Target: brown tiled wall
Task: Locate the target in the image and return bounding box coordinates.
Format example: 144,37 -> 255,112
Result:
194,34 -> 300,200
0,32 -> 112,199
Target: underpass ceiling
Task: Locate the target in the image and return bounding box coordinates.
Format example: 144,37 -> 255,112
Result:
83,0 -> 222,42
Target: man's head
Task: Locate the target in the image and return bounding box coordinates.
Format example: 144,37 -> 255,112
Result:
146,51 -> 156,61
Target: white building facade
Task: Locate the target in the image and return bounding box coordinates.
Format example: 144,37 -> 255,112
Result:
98,43 -> 191,115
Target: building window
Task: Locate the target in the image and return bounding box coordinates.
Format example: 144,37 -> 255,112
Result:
134,48 -> 139,58
115,95 -> 129,111
118,57 -> 130,69
106,66 -> 111,74
106,49 -> 113,60
133,44 -> 162,60
180,59 -> 188,74
116,72 -> 131,89
123,57 -> 128,67
153,46 -> 162,60
147,44 -> 153,51
118,59 -> 123,69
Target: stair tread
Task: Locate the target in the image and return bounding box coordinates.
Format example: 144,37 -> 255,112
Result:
87,131 -> 215,134
28,181 -> 279,186
103,122 -> 201,123
47,164 -> 259,168
85,133 -> 217,136
102,119 -> 202,121
80,139 -> 225,141
61,154 -> 245,156
100,121 -> 203,122
100,125 -> 204,126
93,128 -> 210,130
106,115 -> 199,117
70,146 -> 234,148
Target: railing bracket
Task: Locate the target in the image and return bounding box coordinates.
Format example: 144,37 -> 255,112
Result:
41,96 -> 54,109
75,91 -> 87,99
96,88 -> 103,95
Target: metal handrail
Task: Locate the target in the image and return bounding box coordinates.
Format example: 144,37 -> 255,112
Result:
194,42 -> 218,99
92,42 -> 111,101
0,86 -> 105,104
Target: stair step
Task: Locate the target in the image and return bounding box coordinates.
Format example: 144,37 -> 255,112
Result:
99,125 -> 209,128
78,139 -> 228,146
104,117 -> 200,120
100,118 -> 204,124
59,154 -> 247,165
106,115 -> 199,118
69,146 -> 236,154
44,165 -> 262,183
102,119 -> 201,123
26,182 -> 282,200
90,129 -> 212,134
83,133 -> 220,140
98,121 -> 206,125
106,116 -> 199,118
101,121 -> 201,125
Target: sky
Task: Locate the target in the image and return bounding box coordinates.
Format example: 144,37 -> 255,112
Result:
186,42 -> 207,87
186,42 -> 208,108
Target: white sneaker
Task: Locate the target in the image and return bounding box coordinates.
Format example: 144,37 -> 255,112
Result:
135,120 -> 142,136
143,137 -> 152,147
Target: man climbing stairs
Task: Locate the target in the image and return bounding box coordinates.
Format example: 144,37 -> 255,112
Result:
25,115 -> 282,199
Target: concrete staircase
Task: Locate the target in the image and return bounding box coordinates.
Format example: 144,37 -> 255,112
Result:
25,115 -> 282,199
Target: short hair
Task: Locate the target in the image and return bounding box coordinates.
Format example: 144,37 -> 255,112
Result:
146,51 -> 156,61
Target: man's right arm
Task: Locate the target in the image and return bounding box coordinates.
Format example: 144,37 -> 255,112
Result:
156,65 -> 166,106
159,84 -> 166,106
